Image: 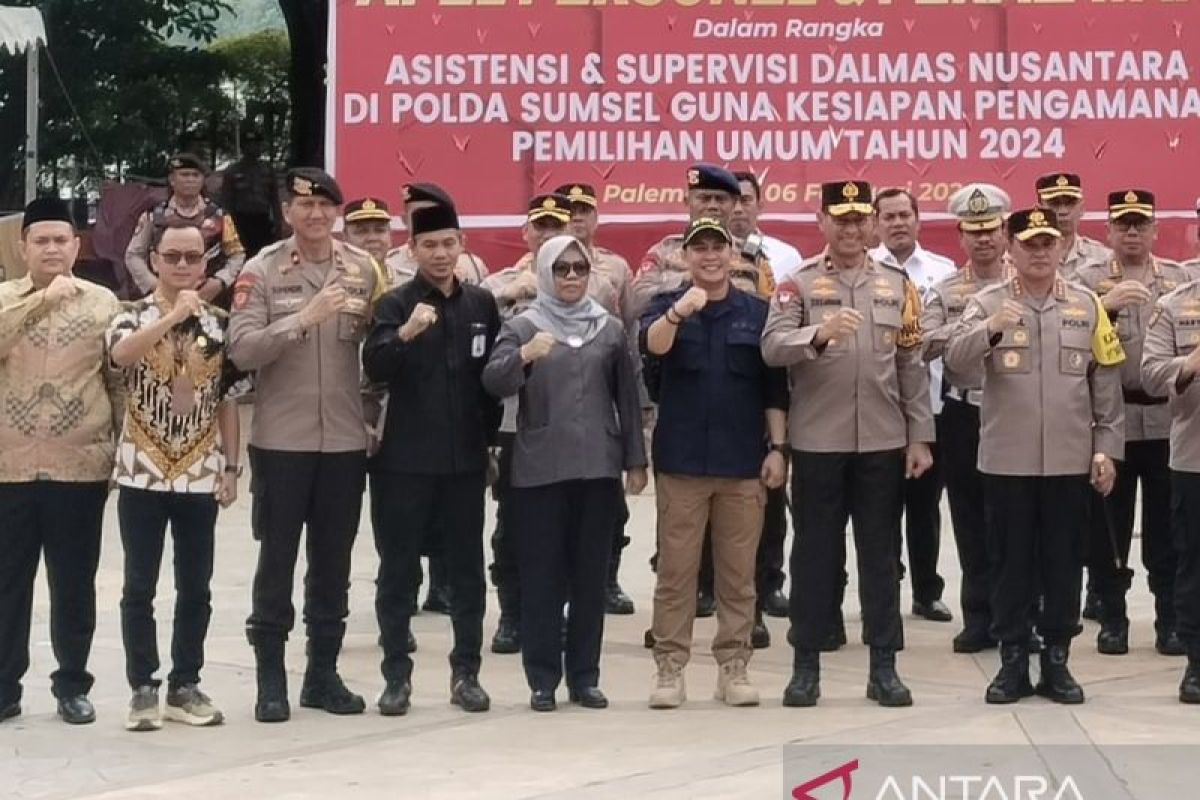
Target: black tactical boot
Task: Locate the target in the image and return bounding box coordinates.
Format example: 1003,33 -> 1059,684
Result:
1035,643 -> 1085,704
605,581 -> 635,615
250,633 -> 289,723
1096,617 -> 1129,655
866,648 -> 912,707
985,643 -> 1034,704
491,617 -> 521,654
299,636 -> 366,715
751,609 -> 771,649
782,650 -> 820,707
1179,642 -> 1200,704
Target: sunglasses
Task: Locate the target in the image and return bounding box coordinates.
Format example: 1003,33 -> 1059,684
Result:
552,259 -> 590,278
157,250 -> 205,266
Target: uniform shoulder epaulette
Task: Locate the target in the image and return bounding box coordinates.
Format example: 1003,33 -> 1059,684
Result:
256,240 -> 287,259
876,258 -> 908,276
797,254 -> 824,272
340,240 -> 373,260
973,281 -> 1008,301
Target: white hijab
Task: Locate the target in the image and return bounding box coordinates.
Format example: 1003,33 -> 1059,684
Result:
522,236 -> 609,347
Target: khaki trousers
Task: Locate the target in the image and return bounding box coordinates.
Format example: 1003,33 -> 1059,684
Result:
651,473 -> 765,668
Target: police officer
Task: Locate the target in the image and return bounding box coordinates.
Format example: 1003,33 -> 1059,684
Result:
229,168 -> 384,723
554,182 -> 639,615
127,153 -> 245,304
633,163 -> 775,315
363,203 -> 502,716
945,207 -> 1124,705
762,180 -> 934,708
922,183 -> 1011,652
342,197 -> 393,263
730,170 -> 803,281
220,131 -> 280,259
1034,173 -> 1112,279
1142,276 -> 1200,702
1073,190 -> 1189,656
385,183 -> 489,288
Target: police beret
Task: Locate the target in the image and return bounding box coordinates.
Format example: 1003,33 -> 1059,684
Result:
410,204 -> 460,237
682,217 -> 733,247
402,182 -> 454,207
948,183 -> 1010,231
1107,189 -> 1155,219
821,181 -> 874,216
1007,207 -> 1062,242
527,194 -> 571,224
1036,172 -> 1083,201
287,168 -> 344,204
21,196 -> 74,231
554,183 -> 598,207
168,152 -> 208,174
686,163 -> 740,197
344,197 -> 392,224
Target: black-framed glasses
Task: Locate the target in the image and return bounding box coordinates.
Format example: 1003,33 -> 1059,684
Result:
157,251 -> 205,266
552,260 -> 590,278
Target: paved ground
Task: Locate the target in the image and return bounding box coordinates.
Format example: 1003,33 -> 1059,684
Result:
2,419 -> 1197,799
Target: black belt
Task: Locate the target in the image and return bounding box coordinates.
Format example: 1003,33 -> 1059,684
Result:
1123,389 -> 1167,406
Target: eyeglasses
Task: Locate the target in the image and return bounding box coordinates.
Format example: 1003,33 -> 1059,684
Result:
156,251 -> 205,266
552,260 -> 590,278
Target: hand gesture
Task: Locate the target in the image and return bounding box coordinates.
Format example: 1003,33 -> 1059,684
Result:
673,286 -> 709,319
166,290 -> 203,324
1091,453 -> 1116,496
197,278 -> 224,303
399,302 -> 438,342
300,284 -> 348,328
216,471 -> 238,508
625,467 -> 648,495
520,331 -> 556,363
761,450 -> 787,489
986,299 -> 1024,336
1102,280 -> 1153,313
905,442 -> 933,479
815,307 -> 863,346
43,275 -> 78,307
508,270 -> 539,301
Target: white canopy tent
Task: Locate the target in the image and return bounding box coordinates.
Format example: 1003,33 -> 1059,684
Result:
1,6 -> 47,205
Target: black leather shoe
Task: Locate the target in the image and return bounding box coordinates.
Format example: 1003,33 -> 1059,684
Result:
491,618 -> 520,654
866,648 -> 912,707
1097,619 -> 1129,655
0,700 -> 19,722
605,582 -> 635,615
643,628 -> 655,649
696,589 -> 716,618
406,630 -> 418,654
953,629 -> 997,654
913,599 -> 953,623
451,674 -> 491,713
986,644 -> 1035,704
1180,661 -> 1200,704
422,585 -> 452,615
1082,591 -> 1102,622
530,690 -> 556,712
57,695 -> 95,725
782,652 -> 820,707
568,686 -> 608,709
1157,631 -> 1187,657
300,672 -> 366,715
763,589 -> 789,618
751,612 -> 771,649
378,681 -> 412,716
1036,645 -> 1085,704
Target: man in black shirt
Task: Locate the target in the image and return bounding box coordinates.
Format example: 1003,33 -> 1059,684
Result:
363,203 -> 501,716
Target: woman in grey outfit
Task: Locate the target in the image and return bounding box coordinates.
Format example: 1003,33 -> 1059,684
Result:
483,235 -> 648,712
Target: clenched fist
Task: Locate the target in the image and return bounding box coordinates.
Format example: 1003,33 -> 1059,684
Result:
986,299 -> 1024,336
43,275 -> 78,307
1102,280 -> 1153,313
166,289 -> 203,325
506,270 -> 539,302
673,286 -> 709,319
814,307 -> 863,347
520,331 -> 556,363
399,302 -> 439,341
300,284 -> 348,328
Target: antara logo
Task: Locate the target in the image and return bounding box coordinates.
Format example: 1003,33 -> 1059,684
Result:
790,759 -> 1086,800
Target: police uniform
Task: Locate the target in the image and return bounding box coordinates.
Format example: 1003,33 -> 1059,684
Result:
385,182 -> 489,288
228,168 -> 383,722
1034,173 -> 1111,280
126,153 -> 246,302
921,183 -> 1011,652
762,180 -> 932,708
632,164 -> 775,315
945,207 -> 1125,705
1072,190 -> 1189,655
1142,279 -> 1200,701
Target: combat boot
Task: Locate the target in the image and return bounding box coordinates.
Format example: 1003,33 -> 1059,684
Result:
782,650 -> 820,707
985,643 -> 1035,704
1096,617 -> 1129,655
866,648 -> 912,707
250,632 -> 289,723
1035,643 -> 1085,704
1179,642 -> 1200,704
299,636 -> 366,715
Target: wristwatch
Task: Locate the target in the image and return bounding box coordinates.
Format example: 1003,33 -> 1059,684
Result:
224,464 -> 243,477
769,443 -> 789,457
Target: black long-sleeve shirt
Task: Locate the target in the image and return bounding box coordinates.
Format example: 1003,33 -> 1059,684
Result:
363,272 -> 502,475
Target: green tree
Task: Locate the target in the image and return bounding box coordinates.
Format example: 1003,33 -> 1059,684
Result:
210,29 -> 290,164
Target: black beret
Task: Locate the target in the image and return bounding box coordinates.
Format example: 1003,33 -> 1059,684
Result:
1035,173 -> 1083,200
1107,189 -> 1155,219
403,182 -> 454,207
287,168 -> 344,204
527,194 -> 571,224
686,163 -> 740,197
21,196 -> 74,231
1007,207 -> 1063,242
168,152 -> 208,174
344,197 -> 392,224
820,181 -> 874,216
553,183 -> 598,207
410,204 -> 460,237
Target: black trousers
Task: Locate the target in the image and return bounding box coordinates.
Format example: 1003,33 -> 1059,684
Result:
510,479 -> 621,692
985,474 -> 1090,645
1089,438 -> 1175,633
791,450 -> 904,652
230,211 -> 277,260
119,487 -> 218,690
940,398 -> 991,636
899,434 -> 945,604
1171,471 -> 1200,643
697,485 -> 788,600
0,481 -> 108,702
372,470 -> 487,682
489,435 -> 521,620
246,447 -> 366,642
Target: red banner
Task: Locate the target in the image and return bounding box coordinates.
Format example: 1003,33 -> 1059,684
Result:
329,0 -> 1200,226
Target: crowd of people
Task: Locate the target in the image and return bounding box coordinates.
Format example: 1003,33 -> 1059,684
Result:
4,155 -> 1200,734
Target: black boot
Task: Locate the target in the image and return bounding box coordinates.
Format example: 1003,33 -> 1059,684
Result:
696,588 -> 716,619
423,559 -> 452,614
1097,618 -> 1129,655
1157,630 -> 1187,657
491,617 -> 521,654
986,643 -> 1034,704
1180,643 -> 1200,704
751,608 -> 771,649
1035,643 -> 1085,704
782,650 -> 820,707
866,648 -> 912,707
1081,590 -> 1102,622
299,637 -> 366,715
605,581 -> 635,615
250,633 -> 290,723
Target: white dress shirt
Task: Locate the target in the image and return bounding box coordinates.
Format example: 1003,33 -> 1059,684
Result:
870,242 -> 957,415
761,232 -> 803,281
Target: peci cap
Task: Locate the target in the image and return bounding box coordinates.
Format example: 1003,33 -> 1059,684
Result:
410,204 -> 460,237
21,196 -> 74,231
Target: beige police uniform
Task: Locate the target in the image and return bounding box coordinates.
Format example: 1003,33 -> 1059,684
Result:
383,243 -> 488,289
632,234 -> 774,315
125,197 -> 245,295
1059,235 -> 1111,281
923,264 -> 1010,402
1144,281 -> 1200,470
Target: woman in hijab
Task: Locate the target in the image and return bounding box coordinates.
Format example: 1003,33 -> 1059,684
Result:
483,235 -> 648,711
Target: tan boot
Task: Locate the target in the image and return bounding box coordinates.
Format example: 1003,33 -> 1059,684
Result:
649,660 -> 686,709
715,658 -> 760,707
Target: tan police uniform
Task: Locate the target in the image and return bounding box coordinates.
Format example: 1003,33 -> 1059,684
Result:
632,234 -> 773,315
384,243 -> 488,289
1060,235 -> 1113,281
125,196 -> 246,297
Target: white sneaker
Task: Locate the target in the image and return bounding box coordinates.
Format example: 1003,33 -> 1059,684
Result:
649,662 -> 686,709
125,686 -> 162,732
715,658 -> 760,707
165,684 -> 224,726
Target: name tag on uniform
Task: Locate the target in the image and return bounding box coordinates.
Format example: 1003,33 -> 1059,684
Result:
471,323 -> 487,358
